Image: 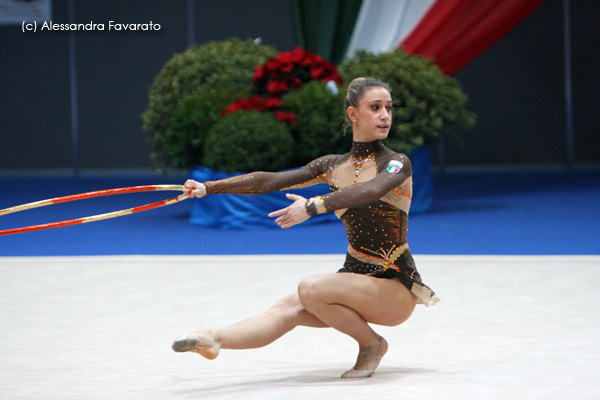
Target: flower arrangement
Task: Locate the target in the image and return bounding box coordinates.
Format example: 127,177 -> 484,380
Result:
253,46 -> 343,97
222,46 -> 344,127
143,38 -> 474,175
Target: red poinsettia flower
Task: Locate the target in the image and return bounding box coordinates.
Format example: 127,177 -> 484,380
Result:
265,97 -> 283,109
300,52 -> 323,67
277,52 -> 295,74
253,65 -> 266,82
285,76 -> 303,89
309,64 -> 327,80
279,61 -> 294,74
222,102 -> 243,116
223,96 -> 265,115
247,96 -> 266,111
222,96 -> 296,126
265,57 -> 282,73
273,110 -> 298,125
290,46 -> 308,64
267,80 -> 288,96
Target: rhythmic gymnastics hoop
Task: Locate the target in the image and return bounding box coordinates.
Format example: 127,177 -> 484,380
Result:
0,185 -> 188,236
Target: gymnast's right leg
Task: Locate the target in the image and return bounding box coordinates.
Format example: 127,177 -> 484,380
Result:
172,293 -> 328,359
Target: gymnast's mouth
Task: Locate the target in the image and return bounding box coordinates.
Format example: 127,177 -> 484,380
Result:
377,124 -> 389,129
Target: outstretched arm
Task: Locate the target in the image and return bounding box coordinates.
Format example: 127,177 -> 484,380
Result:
184,154 -> 338,197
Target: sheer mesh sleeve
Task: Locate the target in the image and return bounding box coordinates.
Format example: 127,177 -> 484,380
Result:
307,154 -> 412,215
203,155 -> 340,195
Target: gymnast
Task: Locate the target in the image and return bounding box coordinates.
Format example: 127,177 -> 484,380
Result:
173,77 -> 439,378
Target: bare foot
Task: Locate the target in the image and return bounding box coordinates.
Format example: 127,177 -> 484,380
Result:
341,337 -> 388,378
172,331 -> 220,360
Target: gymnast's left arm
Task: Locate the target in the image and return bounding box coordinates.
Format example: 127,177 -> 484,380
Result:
305,154 -> 412,216
269,154 -> 411,228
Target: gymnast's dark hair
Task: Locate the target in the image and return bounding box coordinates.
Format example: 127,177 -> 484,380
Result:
344,77 -> 392,130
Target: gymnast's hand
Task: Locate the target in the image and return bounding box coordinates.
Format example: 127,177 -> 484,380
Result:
269,193 -> 311,229
183,179 -> 207,198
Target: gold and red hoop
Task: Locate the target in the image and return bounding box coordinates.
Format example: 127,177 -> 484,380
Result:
0,185 -> 188,236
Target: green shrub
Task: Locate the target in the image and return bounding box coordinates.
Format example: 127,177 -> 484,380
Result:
142,38 -> 277,170
202,111 -> 294,173
281,81 -> 350,165
164,89 -> 243,169
339,48 -> 475,153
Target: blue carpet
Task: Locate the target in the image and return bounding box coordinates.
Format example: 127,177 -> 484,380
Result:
0,169 -> 598,256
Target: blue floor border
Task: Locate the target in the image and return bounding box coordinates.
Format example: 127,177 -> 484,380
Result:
0,168 -> 598,256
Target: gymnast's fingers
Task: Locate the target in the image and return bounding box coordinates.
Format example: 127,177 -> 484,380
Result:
275,215 -> 292,229
184,179 -> 197,187
268,205 -> 290,218
183,180 -> 195,197
285,193 -> 305,201
184,181 -> 206,198
274,208 -> 309,229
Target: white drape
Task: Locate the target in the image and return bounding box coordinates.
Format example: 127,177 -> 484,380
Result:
344,0 -> 435,59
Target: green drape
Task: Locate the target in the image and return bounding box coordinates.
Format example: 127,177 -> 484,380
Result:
290,0 -> 363,65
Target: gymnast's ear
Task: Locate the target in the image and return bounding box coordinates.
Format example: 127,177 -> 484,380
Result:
347,106 -> 358,123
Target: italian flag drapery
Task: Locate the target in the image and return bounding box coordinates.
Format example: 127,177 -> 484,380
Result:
291,0 -> 547,75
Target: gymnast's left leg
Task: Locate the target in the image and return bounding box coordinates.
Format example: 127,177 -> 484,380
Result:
172,292 -> 328,359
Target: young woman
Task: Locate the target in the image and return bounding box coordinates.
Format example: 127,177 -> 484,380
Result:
173,77 -> 439,378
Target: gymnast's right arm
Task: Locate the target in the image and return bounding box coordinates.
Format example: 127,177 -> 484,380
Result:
183,155 -> 336,198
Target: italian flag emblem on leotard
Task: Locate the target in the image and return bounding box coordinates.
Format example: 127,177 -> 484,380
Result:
386,160 -> 403,174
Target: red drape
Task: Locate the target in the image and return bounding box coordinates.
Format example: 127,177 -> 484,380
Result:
400,0 -> 547,75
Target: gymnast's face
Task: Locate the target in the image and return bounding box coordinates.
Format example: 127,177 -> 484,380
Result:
347,87 -> 392,142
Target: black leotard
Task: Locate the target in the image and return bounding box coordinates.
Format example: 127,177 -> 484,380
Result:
204,140 -> 439,306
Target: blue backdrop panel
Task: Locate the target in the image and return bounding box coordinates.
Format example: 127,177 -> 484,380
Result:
190,147 -> 433,228
408,146 -> 433,213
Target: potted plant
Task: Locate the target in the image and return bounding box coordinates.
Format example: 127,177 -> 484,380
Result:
186,46 -> 345,228
142,38 -> 277,172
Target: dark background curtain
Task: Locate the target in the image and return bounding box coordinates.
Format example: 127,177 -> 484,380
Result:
0,0 -> 597,169
290,0 -> 362,65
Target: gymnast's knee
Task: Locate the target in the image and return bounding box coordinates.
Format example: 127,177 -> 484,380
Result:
297,276 -> 324,309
